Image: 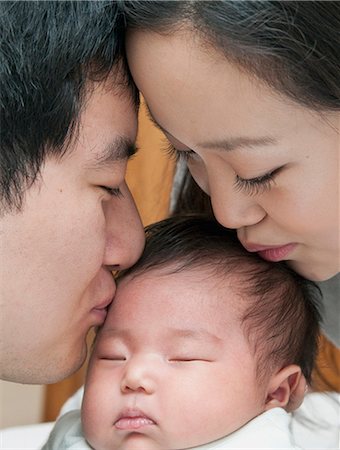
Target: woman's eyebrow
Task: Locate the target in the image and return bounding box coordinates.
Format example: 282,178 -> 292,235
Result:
197,136 -> 277,152
145,104 -> 277,152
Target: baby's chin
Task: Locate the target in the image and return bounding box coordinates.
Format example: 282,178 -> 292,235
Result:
104,437 -> 164,450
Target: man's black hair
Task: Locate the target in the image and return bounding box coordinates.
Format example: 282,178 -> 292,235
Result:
0,1 -> 137,213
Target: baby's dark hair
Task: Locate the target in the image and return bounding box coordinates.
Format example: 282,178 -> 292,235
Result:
118,214 -> 322,384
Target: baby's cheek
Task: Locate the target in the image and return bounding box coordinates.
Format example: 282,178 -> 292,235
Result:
82,383 -> 103,438
164,375 -> 216,444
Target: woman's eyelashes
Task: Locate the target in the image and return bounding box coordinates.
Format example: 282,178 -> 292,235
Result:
233,168 -> 281,196
164,142 -> 197,162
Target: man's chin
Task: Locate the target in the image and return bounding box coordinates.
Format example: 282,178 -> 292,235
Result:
33,340 -> 88,385
53,342 -> 88,383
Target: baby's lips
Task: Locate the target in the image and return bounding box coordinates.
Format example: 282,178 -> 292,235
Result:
114,408 -> 157,430
115,415 -> 155,430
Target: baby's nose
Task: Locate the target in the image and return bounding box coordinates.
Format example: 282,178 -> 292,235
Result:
120,356 -> 158,394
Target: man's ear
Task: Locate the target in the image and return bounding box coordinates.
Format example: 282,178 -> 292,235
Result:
264,365 -> 305,411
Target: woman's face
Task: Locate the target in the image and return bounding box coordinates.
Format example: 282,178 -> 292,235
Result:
127,29 -> 339,281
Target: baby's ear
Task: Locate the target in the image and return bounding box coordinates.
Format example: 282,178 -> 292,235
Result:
264,365 -> 305,412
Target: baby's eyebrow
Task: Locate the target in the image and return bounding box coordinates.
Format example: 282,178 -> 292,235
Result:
99,328 -> 131,339
166,327 -> 223,345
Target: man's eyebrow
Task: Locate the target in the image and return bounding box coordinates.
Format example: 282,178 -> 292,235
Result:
145,104 -> 277,152
90,135 -> 137,169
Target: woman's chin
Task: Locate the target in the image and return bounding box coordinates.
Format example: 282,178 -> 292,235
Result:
288,259 -> 339,282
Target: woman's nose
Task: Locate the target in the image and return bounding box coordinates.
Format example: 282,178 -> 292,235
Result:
103,182 -> 145,270
120,357 -> 157,395
208,171 -> 267,230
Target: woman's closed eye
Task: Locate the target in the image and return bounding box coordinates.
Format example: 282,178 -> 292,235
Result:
163,142 -> 198,163
233,167 -> 282,196
164,140 -> 283,196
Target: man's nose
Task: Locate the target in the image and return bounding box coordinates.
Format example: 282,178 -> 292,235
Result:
120,356 -> 157,395
103,182 -> 145,270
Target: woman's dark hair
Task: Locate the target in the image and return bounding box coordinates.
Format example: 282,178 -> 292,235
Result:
117,214 -> 322,384
0,1 -> 137,213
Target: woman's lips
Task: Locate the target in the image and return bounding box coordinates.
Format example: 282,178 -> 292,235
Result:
242,243 -> 297,262
115,409 -> 156,430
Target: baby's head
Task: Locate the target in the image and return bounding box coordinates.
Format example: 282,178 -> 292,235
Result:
82,215 -> 321,450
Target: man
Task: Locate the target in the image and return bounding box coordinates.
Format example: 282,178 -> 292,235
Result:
0,1 -> 145,384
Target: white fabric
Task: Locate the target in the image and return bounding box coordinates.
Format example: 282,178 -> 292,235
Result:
41,408 -> 299,450
290,392 -> 340,449
41,410 -> 89,450
196,408 -> 299,449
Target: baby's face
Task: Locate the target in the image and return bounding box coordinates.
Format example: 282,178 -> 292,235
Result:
82,268 -> 266,450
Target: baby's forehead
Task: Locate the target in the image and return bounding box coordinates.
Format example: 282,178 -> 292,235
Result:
117,264 -> 244,301
109,266 -> 248,329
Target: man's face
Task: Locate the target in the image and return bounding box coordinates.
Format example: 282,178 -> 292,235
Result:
82,268 -> 266,450
1,77 -> 145,383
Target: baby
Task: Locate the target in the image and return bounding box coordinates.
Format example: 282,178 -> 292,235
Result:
44,215 -> 321,450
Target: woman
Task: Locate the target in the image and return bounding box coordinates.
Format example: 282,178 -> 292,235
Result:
122,1 -> 339,394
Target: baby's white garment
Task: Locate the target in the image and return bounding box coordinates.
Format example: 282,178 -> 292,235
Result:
195,408 -> 299,449
42,407 -> 299,449
41,410 -> 90,450
291,392 -> 340,449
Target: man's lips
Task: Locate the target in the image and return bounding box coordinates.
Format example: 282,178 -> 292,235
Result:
114,409 -> 156,430
90,296 -> 113,325
241,242 -> 297,262
93,296 -> 113,311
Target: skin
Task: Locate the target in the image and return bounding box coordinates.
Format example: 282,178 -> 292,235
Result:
126,29 -> 340,282
82,268 -> 300,450
0,75 -> 145,384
